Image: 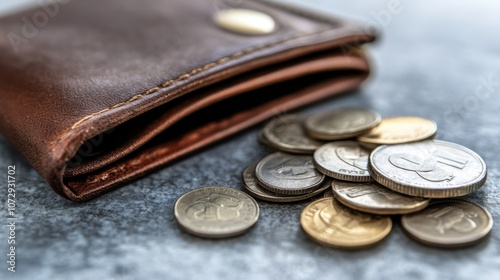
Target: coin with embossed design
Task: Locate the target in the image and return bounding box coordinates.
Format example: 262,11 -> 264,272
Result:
261,114 -> 323,154
255,152 -> 325,195
304,108 -> 381,140
370,140 -> 487,198
332,180 -> 430,215
314,141 -> 372,182
401,199 -> 493,247
174,187 -> 259,238
242,164 -> 331,202
300,198 -> 392,248
358,116 -> 436,148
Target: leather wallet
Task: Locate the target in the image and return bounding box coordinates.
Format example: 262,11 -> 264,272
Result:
0,0 -> 376,201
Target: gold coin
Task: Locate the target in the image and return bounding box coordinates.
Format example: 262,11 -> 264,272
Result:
300,198 -> 392,248
304,108 -> 381,140
174,187 -> 259,238
242,164 -> 331,203
357,116 -> 436,146
401,199 -> 493,248
332,180 -> 430,215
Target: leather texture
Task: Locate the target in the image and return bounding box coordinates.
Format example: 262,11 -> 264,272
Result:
0,0 -> 376,201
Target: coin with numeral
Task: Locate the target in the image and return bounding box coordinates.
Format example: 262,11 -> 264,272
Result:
242,164 -> 331,202
401,199 -> 493,247
369,140 -> 487,198
332,180 -> 430,215
358,116 -> 436,148
261,114 -> 323,154
255,152 -> 325,195
314,141 -> 372,182
174,187 -> 259,238
300,198 -> 392,248
304,108 -> 381,140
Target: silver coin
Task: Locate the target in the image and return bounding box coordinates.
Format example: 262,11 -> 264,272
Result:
370,140 -> 487,198
401,199 -> 493,247
261,114 -> 323,154
242,164 -> 331,202
332,180 -> 430,215
304,108 -> 381,140
314,141 -> 372,182
174,187 -> 259,238
255,152 -> 325,195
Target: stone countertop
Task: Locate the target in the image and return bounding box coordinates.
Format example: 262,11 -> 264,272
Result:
0,0 -> 499,279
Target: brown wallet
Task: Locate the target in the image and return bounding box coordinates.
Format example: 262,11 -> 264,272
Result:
0,0 -> 376,201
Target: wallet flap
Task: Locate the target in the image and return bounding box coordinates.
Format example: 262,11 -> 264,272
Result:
0,0 -> 376,201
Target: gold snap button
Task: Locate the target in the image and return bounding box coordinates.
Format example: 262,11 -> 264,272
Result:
214,9 -> 276,35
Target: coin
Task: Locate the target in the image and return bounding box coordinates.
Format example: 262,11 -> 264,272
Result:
401,199 -> 493,247
332,180 -> 430,215
261,114 -> 323,154
174,187 -> 259,238
242,164 -> 331,202
304,108 -> 381,140
313,141 -> 372,182
300,198 -> 392,248
357,116 -> 437,147
369,140 -> 487,198
255,152 -> 325,195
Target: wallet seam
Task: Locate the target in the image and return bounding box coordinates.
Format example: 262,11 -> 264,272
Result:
52,31 -> 335,197
64,0 -> 346,133
50,0 -> 355,159
55,29 -> 332,198
67,30 -> 332,132
48,0 -> 372,200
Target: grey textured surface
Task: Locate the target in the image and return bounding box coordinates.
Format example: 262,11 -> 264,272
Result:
1,0 -> 500,279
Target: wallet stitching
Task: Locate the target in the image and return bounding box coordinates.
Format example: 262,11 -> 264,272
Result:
67,30 -> 333,131
63,0 -> 348,135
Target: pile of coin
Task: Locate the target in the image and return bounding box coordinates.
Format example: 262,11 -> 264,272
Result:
174,108 -> 492,248
245,108 -> 491,248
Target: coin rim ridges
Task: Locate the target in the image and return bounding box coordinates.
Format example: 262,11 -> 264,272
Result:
300,197 -> 393,248
331,181 -> 430,215
369,140 -> 487,198
174,186 -> 259,238
313,141 -> 373,182
401,199 -> 493,247
255,152 -> 325,195
242,164 -> 332,202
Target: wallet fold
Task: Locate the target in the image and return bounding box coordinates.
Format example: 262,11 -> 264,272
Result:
0,0 -> 376,201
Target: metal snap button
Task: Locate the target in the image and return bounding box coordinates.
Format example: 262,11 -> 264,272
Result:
214,9 -> 276,35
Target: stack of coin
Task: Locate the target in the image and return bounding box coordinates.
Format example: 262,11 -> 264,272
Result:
243,154 -> 332,203
174,107 -> 492,249
254,108 -> 491,248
